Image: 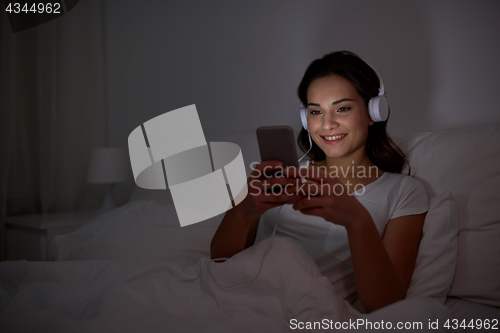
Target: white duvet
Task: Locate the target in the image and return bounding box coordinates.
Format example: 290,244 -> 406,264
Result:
0,201 -> 454,332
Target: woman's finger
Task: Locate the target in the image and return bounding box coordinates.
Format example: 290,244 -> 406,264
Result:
247,178 -> 299,197
253,191 -> 305,204
284,165 -> 341,184
249,161 -> 284,179
295,207 -> 326,219
260,177 -> 302,192
292,195 -> 329,211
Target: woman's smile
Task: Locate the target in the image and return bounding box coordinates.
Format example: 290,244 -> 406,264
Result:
320,133 -> 347,144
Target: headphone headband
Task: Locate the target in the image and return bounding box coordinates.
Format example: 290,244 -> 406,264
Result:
372,67 -> 385,96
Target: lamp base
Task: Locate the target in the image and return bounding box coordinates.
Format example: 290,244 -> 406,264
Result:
97,185 -> 116,216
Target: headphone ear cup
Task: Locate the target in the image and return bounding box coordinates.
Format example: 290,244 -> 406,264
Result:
300,104 -> 309,130
368,96 -> 389,122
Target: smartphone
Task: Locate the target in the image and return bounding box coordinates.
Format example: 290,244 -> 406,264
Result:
256,126 -> 299,178
256,126 -> 302,200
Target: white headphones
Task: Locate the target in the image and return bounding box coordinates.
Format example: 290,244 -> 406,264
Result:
299,64 -> 388,131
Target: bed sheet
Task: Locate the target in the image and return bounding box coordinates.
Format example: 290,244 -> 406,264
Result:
1,237 -> 456,333
0,201 -> 458,332
52,201 -> 222,266
1,237 -> 348,332
444,297 -> 500,332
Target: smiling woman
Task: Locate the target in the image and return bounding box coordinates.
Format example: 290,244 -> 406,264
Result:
297,51 -> 406,174
210,50 -> 429,313
305,75 -> 373,171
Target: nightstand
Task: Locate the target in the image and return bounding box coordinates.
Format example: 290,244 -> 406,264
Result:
5,210 -> 97,261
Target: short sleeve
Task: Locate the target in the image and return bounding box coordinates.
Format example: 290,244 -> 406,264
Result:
391,176 -> 429,220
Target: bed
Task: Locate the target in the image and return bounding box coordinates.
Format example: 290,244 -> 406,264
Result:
1,123 -> 499,332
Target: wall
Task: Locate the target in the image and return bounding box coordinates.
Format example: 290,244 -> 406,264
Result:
104,0 -> 500,149
98,0 -> 500,202
2,0 -> 499,214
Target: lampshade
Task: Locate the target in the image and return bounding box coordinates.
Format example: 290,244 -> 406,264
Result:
87,148 -> 130,184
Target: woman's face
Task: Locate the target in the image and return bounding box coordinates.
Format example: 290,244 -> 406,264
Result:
306,75 -> 374,162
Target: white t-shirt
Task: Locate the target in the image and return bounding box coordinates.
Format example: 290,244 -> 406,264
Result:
254,165 -> 429,302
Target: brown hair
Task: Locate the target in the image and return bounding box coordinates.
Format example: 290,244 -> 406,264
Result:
297,51 -> 406,174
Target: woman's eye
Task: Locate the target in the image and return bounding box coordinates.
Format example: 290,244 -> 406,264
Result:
309,110 -> 321,115
337,107 -> 351,113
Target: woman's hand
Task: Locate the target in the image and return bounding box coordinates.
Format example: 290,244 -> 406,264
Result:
284,166 -> 371,229
210,161 -> 304,260
235,161 -> 305,218
284,165 -> 424,312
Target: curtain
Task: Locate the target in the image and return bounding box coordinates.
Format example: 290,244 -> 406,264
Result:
0,1 -> 107,260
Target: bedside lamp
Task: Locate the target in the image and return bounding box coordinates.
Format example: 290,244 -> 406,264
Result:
87,148 -> 130,215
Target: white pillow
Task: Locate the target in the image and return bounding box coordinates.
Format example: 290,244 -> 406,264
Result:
406,191 -> 458,303
398,124 -> 500,307
54,201 -> 223,266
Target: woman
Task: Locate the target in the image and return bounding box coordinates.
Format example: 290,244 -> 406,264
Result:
210,51 -> 428,313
